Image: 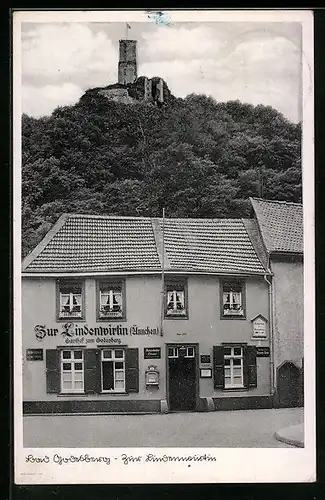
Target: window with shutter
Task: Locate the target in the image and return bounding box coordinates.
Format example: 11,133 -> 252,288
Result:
46,349 -> 60,393
101,349 -> 126,393
125,348 -> 139,393
60,349 -> 84,393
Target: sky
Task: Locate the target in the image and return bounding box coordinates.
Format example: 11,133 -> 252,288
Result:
21,20 -> 302,122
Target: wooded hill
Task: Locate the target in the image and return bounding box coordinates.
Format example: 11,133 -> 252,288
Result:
22,88 -> 301,257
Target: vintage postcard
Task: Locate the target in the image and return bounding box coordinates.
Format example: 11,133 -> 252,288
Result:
13,9 -> 315,484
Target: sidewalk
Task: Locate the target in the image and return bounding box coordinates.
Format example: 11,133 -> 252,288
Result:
274,423 -> 304,448
23,407 -> 304,448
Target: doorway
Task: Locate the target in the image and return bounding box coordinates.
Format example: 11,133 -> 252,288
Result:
167,344 -> 198,412
277,362 -> 301,408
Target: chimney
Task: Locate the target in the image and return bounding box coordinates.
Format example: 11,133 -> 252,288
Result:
118,39 -> 137,85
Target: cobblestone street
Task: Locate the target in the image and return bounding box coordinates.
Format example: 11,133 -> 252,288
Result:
23,407 -> 303,448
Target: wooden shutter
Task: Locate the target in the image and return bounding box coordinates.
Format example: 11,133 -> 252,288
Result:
125,348 -> 139,393
84,349 -> 101,394
46,349 -> 60,393
213,346 -> 224,389
244,346 -> 257,388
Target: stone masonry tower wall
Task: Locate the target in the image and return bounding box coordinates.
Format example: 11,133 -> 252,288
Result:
118,40 -> 137,85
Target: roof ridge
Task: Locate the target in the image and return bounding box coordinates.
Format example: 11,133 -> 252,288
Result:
56,213 -> 248,223
250,197 -> 302,207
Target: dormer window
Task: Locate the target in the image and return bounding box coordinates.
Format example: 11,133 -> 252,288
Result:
165,279 -> 188,319
98,280 -> 125,321
221,280 -> 245,319
57,281 -> 84,320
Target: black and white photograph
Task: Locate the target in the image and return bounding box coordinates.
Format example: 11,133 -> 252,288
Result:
14,9 -> 315,484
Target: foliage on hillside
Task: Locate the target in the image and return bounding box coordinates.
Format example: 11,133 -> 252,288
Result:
22,89 -> 302,257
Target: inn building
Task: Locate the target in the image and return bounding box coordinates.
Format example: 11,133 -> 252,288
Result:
21,207 -> 303,414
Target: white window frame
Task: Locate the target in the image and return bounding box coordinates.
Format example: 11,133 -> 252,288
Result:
99,283 -> 123,319
222,283 -> 244,317
101,349 -> 126,393
168,347 -> 178,358
60,349 -> 84,394
166,286 -> 187,317
59,283 -> 83,319
224,346 -> 244,389
167,346 -> 195,358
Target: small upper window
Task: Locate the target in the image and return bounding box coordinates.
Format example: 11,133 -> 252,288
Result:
165,280 -> 188,318
221,281 -> 245,318
98,281 -> 125,320
58,282 -> 83,320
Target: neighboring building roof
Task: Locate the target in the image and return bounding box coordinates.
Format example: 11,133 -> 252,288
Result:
162,218 -> 265,274
250,198 -> 303,254
22,214 -> 267,275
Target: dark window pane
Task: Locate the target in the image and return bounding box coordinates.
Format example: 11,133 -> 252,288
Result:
224,358 -> 231,365
187,347 -> 194,357
60,285 -> 82,294
234,347 -> 242,356
115,350 -> 124,358
74,351 -> 82,359
62,363 -> 71,371
74,363 -> 83,370
224,347 -> 231,356
233,359 -> 241,366
115,362 -> 124,369
62,351 -> 71,359
102,362 -> 114,390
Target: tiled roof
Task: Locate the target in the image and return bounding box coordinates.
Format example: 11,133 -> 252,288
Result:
22,214 -> 266,275
23,215 -> 161,273
250,198 -> 303,254
162,218 -> 265,274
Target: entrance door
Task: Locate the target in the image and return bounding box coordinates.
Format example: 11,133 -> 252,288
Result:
168,345 -> 197,412
277,362 -> 300,408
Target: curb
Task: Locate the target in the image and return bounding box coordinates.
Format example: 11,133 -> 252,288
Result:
274,424 -> 304,448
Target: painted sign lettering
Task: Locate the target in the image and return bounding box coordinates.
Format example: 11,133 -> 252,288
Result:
256,346 -> 270,357
26,348 -> 43,361
34,323 -> 160,342
144,347 -> 161,359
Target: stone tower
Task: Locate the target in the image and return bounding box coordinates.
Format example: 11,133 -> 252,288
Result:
118,40 -> 137,85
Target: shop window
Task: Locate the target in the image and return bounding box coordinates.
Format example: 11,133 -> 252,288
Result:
97,280 -> 125,320
101,349 -> 125,393
213,345 -> 257,390
60,349 -> 84,393
57,281 -> 84,320
165,279 -> 188,318
221,280 -> 245,318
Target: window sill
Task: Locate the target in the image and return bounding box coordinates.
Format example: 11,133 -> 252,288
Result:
58,393 -> 87,397
221,315 -> 246,320
101,392 -> 128,396
57,318 -> 86,323
165,315 -> 189,320
222,387 -> 248,392
97,317 -> 126,322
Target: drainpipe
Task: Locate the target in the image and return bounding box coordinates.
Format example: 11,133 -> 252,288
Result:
160,208 -> 165,337
264,273 -> 275,395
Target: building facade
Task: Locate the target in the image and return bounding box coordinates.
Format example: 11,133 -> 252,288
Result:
250,198 -> 304,408
22,214 -> 277,414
